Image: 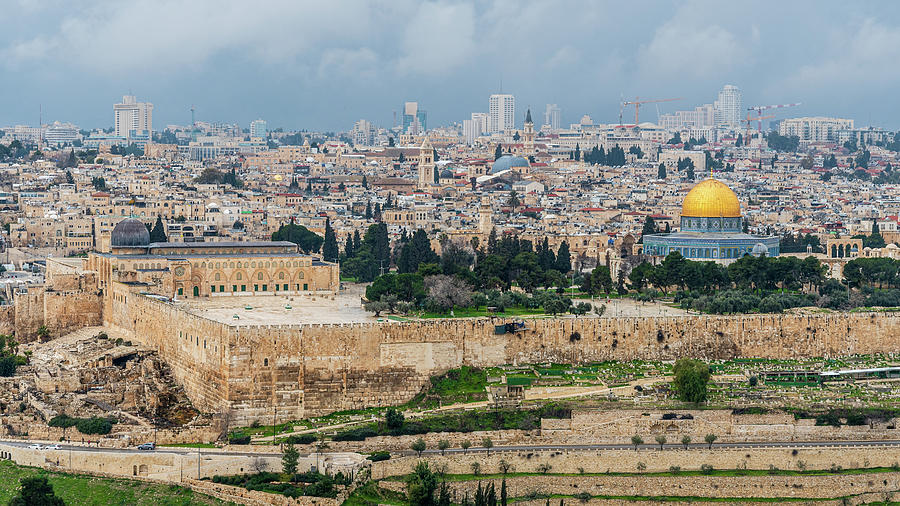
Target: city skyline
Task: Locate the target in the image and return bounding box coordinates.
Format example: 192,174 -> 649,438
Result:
2,0 -> 900,131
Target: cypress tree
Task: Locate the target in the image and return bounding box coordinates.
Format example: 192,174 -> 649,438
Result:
149,216 -> 168,243
555,241 -> 571,273
322,218 -> 339,262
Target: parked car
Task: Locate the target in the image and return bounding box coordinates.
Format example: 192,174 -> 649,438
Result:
137,442 -> 156,451
45,444 -> 61,450
27,444 -> 43,450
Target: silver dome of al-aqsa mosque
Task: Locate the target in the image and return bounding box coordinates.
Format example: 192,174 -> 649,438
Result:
110,218 -> 150,247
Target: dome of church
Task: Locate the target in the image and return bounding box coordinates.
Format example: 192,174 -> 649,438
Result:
681,178 -> 741,218
439,169 -> 454,179
111,218 -> 150,247
491,155 -> 529,174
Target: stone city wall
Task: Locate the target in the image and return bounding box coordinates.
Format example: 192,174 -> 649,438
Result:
103,290 -> 900,422
0,305 -> 14,335
10,286 -> 102,342
374,447 -> 900,477
376,451 -> 900,503
545,410 -> 900,444
432,473 -> 900,502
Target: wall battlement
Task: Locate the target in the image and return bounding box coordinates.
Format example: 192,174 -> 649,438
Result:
104,285 -> 900,424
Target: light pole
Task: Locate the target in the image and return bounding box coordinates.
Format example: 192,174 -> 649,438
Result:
197,447 -> 201,480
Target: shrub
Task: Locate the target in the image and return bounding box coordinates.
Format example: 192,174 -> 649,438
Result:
0,356 -> 18,377
333,428 -> 377,442
367,451 -> 390,462
700,464 -> 714,474
283,434 -> 316,445
48,415 -> 77,429
574,492 -> 591,502
75,417 -> 112,435
385,408 -> 404,430
229,434 -> 252,445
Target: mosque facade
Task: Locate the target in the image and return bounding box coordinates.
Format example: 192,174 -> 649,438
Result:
643,178 -> 780,263
86,218 -> 339,299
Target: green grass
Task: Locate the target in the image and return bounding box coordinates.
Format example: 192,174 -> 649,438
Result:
419,306 -> 547,319
160,443 -> 217,448
509,493 -> 837,503
0,460 -> 229,505
344,481 -> 406,506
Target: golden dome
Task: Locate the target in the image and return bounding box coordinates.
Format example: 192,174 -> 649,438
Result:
681,178 -> 741,218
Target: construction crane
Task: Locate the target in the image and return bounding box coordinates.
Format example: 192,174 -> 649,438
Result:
743,113 -> 774,145
621,97 -> 682,126
746,102 -> 801,133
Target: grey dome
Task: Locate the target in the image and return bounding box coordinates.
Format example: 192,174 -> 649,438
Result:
439,169 -> 453,179
491,155 -> 529,174
751,243 -> 769,257
111,218 -> 150,247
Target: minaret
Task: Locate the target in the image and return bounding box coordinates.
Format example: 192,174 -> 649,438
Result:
417,137 -> 435,189
478,196 -> 493,235
523,108 -> 534,155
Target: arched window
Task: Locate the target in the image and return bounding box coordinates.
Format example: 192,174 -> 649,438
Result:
215,273 -> 221,281
236,272 -> 242,280
257,272 -> 263,280
278,272 -> 285,279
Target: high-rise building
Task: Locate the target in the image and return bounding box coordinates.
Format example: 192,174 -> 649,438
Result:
544,104 -> 561,131
351,119 -> 376,146
113,95 -> 153,140
249,119 -> 267,139
489,94 -> 515,133
43,122 -> 80,146
402,102 -> 427,135
659,103 -> 716,130
714,85 -> 742,129
463,112 -> 489,145
779,117 -> 854,143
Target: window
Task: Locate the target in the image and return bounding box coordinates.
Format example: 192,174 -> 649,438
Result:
257,272 -> 263,280
264,358 -> 269,366
211,285 -> 216,292
241,285 -> 246,291
278,272 -> 285,279
220,285 -> 224,292
254,284 -> 258,291
262,284 -> 267,291
233,285 -> 237,292
303,283 -> 308,290
215,273 -> 221,281
283,284 -> 288,291
178,287 -> 183,295
236,272 -> 242,280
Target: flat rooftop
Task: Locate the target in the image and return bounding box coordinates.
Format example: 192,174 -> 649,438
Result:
185,286 -> 375,326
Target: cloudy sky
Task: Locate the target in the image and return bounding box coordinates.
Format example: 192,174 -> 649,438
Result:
3,0 -> 900,131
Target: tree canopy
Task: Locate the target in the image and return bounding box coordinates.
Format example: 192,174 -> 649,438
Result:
272,223 -> 324,255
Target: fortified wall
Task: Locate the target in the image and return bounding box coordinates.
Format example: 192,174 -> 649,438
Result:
105,285 -> 900,425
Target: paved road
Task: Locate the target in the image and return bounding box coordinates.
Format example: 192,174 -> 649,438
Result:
0,440 -> 283,458
5,438 -> 900,458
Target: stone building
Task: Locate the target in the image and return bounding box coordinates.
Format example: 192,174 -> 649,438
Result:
85,218 -> 339,299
